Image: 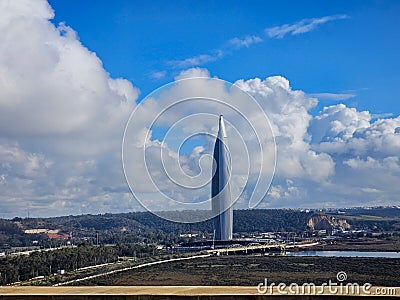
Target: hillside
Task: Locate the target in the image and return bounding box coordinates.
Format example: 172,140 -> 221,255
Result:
1,207 -> 400,248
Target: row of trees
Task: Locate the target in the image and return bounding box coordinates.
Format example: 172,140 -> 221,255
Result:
0,245 -> 118,285
0,243 -> 163,285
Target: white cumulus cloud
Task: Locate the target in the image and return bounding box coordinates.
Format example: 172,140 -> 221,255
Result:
0,0 -> 398,218
0,0 -> 139,217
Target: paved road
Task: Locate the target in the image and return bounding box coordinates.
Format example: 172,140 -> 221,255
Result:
53,254 -> 212,286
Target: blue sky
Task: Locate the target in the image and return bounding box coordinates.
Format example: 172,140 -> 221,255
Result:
1,0 -> 400,218
49,0 -> 400,115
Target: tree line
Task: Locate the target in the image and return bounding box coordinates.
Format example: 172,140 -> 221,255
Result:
0,243 -> 161,285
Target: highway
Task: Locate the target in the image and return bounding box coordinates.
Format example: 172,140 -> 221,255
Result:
53,253 -> 212,286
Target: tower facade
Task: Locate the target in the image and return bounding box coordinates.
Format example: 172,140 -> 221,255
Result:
211,115 -> 233,240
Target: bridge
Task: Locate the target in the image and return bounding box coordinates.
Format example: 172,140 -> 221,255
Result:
205,242 -> 319,255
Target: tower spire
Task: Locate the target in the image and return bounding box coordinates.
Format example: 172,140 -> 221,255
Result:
211,115 -> 233,240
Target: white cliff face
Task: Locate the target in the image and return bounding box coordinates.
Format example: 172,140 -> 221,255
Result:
307,214 -> 351,230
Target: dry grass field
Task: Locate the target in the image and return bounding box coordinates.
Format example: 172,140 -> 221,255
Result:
77,255 -> 400,287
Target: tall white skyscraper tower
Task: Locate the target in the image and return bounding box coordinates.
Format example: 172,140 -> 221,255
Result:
211,115 -> 233,240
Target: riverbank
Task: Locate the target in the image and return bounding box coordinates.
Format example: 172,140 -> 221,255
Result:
307,238 -> 400,252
